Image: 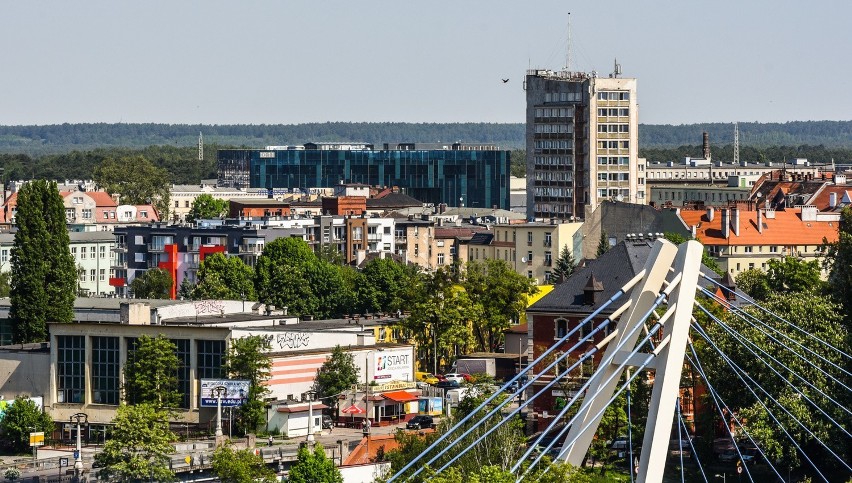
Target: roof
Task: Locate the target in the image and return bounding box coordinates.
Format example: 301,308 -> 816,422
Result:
809,184 -> 852,212
343,431 -> 434,466
366,192 -> 423,209
276,402 -> 328,413
382,390 -> 418,403
678,208 -> 838,246
85,191 -> 118,207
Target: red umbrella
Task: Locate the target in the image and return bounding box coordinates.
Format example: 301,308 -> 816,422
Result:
342,404 -> 365,414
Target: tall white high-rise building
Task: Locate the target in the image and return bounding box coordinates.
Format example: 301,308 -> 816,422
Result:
525,69 -> 641,220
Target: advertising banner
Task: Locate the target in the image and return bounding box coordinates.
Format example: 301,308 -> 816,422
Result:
199,379 -> 250,407
373,349 -> 413,381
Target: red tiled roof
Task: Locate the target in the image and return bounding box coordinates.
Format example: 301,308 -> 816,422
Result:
809,185 -> 852,211
86,191 -> 118,207
679,208 -> 838,246
342,430 -> 435,466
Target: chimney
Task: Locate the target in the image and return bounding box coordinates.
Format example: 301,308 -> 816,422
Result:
731,207 -> 740,237
830,192 -> 838,208
721,209 -> 730,239
706,206 -> 715,222
691,224 -> 697,237
757,209 -> 763,234
583,273 -> 604,306
702,132 -> 711,160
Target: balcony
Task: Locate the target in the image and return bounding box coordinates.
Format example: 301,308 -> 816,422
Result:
147,243 -> 169,253
239,244 -> 265,254
543,240 -> 552,247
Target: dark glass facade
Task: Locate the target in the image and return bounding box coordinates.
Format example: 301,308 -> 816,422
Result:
57,336 -> 85,404
219,149 -> 511,210
91,336 -> 120,405
197,340 -> 225,379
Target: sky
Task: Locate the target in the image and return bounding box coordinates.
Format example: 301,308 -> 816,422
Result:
1,1 -> 850,126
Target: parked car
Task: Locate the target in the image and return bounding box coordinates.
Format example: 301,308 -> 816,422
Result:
322,415 -> 333,429
406,415 -> 435,430
443,373 -> 467,384
415,372 -> 440,385
436,379 -> 460,389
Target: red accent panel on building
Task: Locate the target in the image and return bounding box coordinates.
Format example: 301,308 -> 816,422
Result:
199,245 -> 226,263
108,277 -> 126,287
157,243 -> 179,300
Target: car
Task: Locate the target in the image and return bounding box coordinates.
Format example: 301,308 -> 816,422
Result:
406,415 -> 435,430
436,379 -> 460,388
415,372 -> 440,385
443,373 -> 467,384
322,415 -> 333,429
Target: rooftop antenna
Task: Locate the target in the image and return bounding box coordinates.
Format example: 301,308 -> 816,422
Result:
612,58 -> 622,78
564,12 -> 571,72
198,132 -> 204,162
733,122 -> 740,165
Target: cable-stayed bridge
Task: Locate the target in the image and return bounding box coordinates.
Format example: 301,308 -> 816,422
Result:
387,240 -> 851,483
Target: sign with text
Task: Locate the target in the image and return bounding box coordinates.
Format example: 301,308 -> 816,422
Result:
29,432 -> 44,447
200,379 -> 250,407
373,349 -> 413,381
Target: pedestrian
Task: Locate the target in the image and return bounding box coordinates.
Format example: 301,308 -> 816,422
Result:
268,435 -> 273,447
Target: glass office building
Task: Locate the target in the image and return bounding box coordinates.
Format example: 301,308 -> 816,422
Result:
218,147 -> 511,210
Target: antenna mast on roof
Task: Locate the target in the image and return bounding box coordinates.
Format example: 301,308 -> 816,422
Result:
564,12 -> 571,72
733,122 -> 739,165
198,132 -> 204,162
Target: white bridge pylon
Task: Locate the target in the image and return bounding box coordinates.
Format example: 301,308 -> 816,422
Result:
558,239 -> 703,483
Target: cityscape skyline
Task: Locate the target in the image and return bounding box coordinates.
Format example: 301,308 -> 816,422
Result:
1,1 -> 850,126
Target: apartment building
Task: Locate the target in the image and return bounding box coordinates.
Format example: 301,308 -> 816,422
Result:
526,69 -> 640,220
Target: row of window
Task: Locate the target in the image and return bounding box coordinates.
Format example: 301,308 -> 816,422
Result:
71,245 -> 110,260
534,187 -> 573,198
534,171 -> 573,182
597,141 -> 630,150
534,108 -> 572,118
598,173 -> 630,182
534,124 -> 573,134
57,336 -> 224,407
533,203 -> 573,216
78,269 -> 110,282
655,191 -> 747,202
597,156 -> 630,166
534,140 -> 573,150
597,124 -> 629,134
544,92 -> 582,103
597,188 -> 631,199
533,155 -> 574,166
597,108 -> 630,117
597,91 -> 630,101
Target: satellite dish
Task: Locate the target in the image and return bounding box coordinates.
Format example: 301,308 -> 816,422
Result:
616,194 -> 624,202
521,257 -> 527,263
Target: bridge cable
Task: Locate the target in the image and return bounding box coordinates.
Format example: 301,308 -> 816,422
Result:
677,398 -> 685,483
677,404 -> 708,483
691,319 -> 841,480
627,368 -> 635,483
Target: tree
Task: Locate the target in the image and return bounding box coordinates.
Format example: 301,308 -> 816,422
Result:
123,335 -> 181,408
764,256 -> 825,295
287,443 -> 343,483
94,155 -> 171,219
211,445 -> 277,483
223,335 -> 272,434
463,259 -> 538,352
313,345 -> 360,420
822,205 -> 852,328
0,397 -> 53,454
187,194 -> 229,223
596,231 -> 610,258
551,245 -> 576,284
9,180 -> 76,343
94,404 -> 176,482
0,271 -> 10,298
193,253 -> 256,301
359,258 -> 418,314
130,268 -> 173,299
735,268 -> 770,301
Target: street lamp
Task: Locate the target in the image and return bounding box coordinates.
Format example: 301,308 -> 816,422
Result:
212,386 -> 227,438
305,390 -> 317,443
70,413 -> 88,478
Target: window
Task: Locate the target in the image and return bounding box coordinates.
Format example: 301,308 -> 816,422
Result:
770,246 -> 779,253
437,253 -> 445,265
78,271 -> 85,282
82,209 -> 92,219
90,269 -> 96,282
555,318 -> 568,339
185,201 -> 190,208
91,337 -> 119,405
140,211 -> 148,218
544,251 -> 552,266
57,336 -> 85,403
0,249 -> 6,264
744,246 -> 753,253
173,339 -> 191,408
527,251 -> 533,264
100,246 -> 106,258
197,340 -> 225,379
80,247 -> 87,259
99,269 -> 105,281
527,232 -> 533,245
174,201 -> 179,208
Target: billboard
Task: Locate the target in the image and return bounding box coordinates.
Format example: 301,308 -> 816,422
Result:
373,349 -> 413,381
199,379 -> 250,407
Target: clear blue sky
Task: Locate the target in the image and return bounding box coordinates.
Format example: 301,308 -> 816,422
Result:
1,1 -> 849,126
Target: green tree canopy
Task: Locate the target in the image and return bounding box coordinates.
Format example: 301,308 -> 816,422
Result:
9,180 -> 76,343
734,268 -> 770,300
821,205 -> 852,328
359,258 -> 418,314
0,396 -> 53,454
765,256 -> 825,295
551,245 -> 576,284
287,444 -> 343,483
187,194 -> 229,222
94,155 -> 171,218
193,253 -> 256,301
94,403 -> 176,482
224,335 -> 272,434
596,231 -> 610,258
123,335 -> 181,408
211,445 -> 277,483
130,268 -> 174,299
313,345 -> 360,419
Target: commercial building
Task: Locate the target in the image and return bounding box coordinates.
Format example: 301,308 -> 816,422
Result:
525,69 -> 640,220
217,142 -> 511,210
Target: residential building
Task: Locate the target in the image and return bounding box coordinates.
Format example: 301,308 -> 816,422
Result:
677,206 -> 839,277
646,158 -> 833,184
489,221 -> 583,284
525,69 -> 640,220
217,142 -> 511,210
169,180 -> 270,223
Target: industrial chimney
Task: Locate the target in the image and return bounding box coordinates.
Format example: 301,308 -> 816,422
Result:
702,132 -> 711,160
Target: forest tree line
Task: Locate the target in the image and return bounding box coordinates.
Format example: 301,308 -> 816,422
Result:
3,120 -> 852,156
